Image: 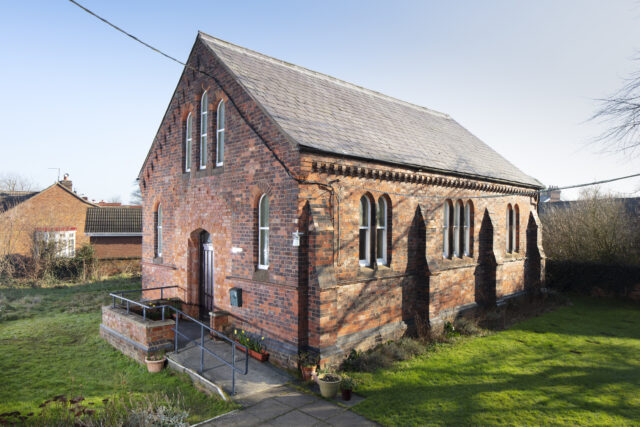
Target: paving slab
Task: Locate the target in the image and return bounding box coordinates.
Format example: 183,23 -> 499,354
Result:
325,410 -> 377,427
244,398 -> 292,421
269,409 -> 328,427
299,399 -> 347,420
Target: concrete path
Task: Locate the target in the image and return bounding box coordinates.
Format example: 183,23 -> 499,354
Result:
168,322 -> 291,398
200,385 -> 377,426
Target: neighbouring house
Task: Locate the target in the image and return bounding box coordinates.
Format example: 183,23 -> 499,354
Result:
85,205 -> 143,273
0,176 -> 142,272
137,33 -> 545,367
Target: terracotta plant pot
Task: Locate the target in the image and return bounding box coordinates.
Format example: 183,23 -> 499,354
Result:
300,365 -> 317,381
248,349 -> 269,362
145,357 -> 166,373
317,373 -> 342,399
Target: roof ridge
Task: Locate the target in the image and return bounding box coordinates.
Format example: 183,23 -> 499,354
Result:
198,32 -> 450,120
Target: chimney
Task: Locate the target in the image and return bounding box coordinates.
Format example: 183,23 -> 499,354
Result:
59,173 -> 72,191
549,187 -> 561,202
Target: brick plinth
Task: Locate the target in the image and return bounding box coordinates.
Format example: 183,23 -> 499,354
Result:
100,306 -> 175,363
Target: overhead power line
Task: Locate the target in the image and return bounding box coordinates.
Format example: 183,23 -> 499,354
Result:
67,0 -> 640,202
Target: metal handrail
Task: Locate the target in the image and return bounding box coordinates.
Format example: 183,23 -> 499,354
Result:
109,289 -> 249,395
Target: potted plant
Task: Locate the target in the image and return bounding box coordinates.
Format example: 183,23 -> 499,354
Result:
233,329 -> 269,362
298,351 -> 319,381
145,350 -> 166,373
317,372 -> 342,399
340,376 -> 355,401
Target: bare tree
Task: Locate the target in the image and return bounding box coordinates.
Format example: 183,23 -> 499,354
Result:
0,173 -> 35,192
107,195 -> 122,204
592,63 -> 640,156
130,181 -> 142,205
541,187 -> 640,265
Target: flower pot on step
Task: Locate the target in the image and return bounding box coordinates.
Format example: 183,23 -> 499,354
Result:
317,373 -> 342,399
341,388 -> 352,401
144,357 -> 166,373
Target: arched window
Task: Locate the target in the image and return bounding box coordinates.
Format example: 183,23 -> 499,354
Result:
216,100 -> 225,166
443,200 -> 453,258
464,201 -> 474,257
376,197 -> 388,265
258,194 -> 269,269
454,200 -> 463,258
155,204 -> 163,257
200,91 -> 208,169
513,204 -> 520,253
506,204 -> 514,253
359,196 -> 371,266
185,113 -> 193,172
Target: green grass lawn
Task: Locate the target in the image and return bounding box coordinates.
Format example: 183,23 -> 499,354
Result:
349,297 -> 640,426
0,276 -> 236,424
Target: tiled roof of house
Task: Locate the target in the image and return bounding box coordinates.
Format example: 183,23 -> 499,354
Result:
84,206 -> 142,234
0,191 -> 38,212
200,32 -> 542,188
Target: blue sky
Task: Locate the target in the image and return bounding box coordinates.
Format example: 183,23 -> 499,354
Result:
1,0 -> 639,202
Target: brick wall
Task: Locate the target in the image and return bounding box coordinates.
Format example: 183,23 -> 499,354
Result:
90,235 -> 142,259
138,37 -> 545,368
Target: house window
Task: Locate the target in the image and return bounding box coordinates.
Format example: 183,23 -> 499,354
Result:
37,230 -> 76,257
185,113 -> 193,172
258,194 -> 269,269
216,100 -> 225,166
506,204 -> 519,253
359,196 -> 371,266
376,197 -> 388,265
464,201 -> 473,257
443,200 -> 453,258
155,205 -> 163,257
200,91 -> 208,169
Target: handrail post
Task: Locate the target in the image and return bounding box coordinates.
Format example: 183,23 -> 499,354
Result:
175,314 -> 179,353
112,295 -> 115,308
232,345 -> 236,395
162,306 -> 165,321
200,325 -> 204,374
161,287 -> 164,301
126,301 -> 129,314
143,307 -> 146,321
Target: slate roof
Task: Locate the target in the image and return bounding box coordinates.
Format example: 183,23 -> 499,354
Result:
85,207 -> 142,234
200,33 -> 542,188
0,191 -> 38,212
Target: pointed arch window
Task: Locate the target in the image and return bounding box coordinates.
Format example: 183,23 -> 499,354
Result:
454,200 -> 464,258
200,91 -> 208,169
359,196 -> 371,266
216,100 -> 225,166
155,204 -> 163,257
506,204 -> 520,253
185,113 -> 193,172
258,194 -> 269,269
376,197 -> 388,265
443,200 -> 454,258
464,201 -> 474,257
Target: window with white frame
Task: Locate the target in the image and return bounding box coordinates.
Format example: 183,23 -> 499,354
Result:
155,205 -> 163,257
359,196 -> 371,266
185,113 -> 193,172
36,230 -> 76,257
376,197 -> 388,265
443,200 -> 453,258
200,91 -> 208,169
258,194 -> 269,269
216,100 -> 225,166
464,201 -> 473,257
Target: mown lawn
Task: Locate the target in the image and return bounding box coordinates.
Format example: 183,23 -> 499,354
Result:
0,276 -> 236,424
349,297 -> 640,426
